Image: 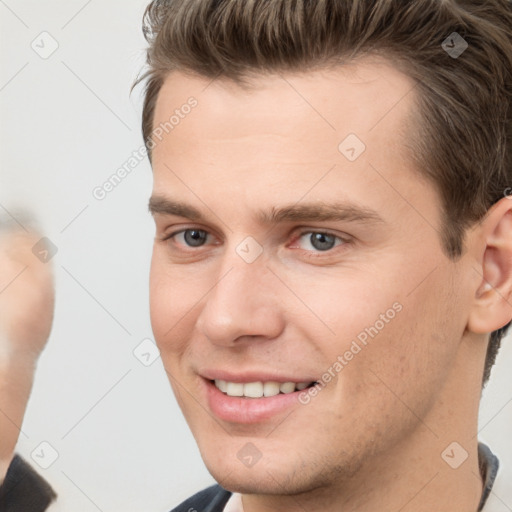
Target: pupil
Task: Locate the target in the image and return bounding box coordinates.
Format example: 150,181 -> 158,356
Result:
185,229 -> 207,247
311,233 -> 335,251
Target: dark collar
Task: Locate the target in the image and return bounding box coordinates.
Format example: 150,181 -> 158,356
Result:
478,443 -> 499,511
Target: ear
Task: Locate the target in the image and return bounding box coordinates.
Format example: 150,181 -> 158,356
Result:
467,197 -> 512,334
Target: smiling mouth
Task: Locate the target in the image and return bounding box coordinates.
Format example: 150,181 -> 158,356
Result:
212,379 -> 318,398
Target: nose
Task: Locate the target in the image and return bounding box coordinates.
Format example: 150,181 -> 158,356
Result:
195,248 -> 285,346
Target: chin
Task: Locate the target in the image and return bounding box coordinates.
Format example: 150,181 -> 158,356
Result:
207,459 -> 344,499
198,440 -> 339,497
206,462 -> 308,495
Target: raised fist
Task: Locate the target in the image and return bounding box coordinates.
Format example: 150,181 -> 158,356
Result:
0,225 -> 55,360
0,217 -> 55,482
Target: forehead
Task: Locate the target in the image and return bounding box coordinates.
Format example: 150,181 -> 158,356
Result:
158,59 -> 414,132
151,58 -> 417,166
149,58 -> 436,229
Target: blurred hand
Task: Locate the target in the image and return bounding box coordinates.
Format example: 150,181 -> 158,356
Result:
0,228 -> 55,360
0,220 -> 55,482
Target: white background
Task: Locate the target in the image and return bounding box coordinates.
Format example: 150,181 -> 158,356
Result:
1,2 -> 511,511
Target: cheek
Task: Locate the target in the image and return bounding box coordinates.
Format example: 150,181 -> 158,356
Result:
149,252 -> 197,355
293,271 -> 404,357
338,275 -> 462,411
149,254 -> 168,340
307,264 -> 460,401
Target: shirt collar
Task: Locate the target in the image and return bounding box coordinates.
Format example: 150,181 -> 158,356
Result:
478,442 -> 500,511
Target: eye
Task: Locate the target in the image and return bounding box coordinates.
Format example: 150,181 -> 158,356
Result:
162,227 -> 348,255
294,231 -> 345,252
166,228 -> 211,248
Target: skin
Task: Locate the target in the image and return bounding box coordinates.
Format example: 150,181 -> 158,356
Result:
149,59 -> 512,512
0,226 -> 55,482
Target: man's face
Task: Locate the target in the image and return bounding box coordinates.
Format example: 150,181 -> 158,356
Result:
149,60 -> 475,493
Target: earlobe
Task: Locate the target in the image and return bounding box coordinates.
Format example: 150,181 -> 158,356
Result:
467,199 -> 512,335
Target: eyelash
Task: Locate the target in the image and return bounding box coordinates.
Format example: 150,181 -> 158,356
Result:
161,227 -> 350,257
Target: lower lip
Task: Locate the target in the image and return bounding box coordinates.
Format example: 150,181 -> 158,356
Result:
204,379 -> 307,423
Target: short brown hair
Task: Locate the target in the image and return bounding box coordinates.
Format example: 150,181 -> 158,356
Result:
135,0 -> 512,384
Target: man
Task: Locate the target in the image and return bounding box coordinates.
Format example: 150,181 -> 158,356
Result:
140,0 -> 512,511
1,0 -> 511,511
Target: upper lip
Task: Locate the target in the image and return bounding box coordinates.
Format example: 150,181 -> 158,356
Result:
200,369 -> 317,383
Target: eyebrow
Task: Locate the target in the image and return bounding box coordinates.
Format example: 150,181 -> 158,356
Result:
148,195 -> 385,226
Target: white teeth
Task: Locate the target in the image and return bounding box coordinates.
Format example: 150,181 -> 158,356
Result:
263,381 -> 281,397
214,379 -> 312,397
215,379 -> 227,392
226,382 -> 244,397
279,382 -> 296,394
244,382 -> 264,398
